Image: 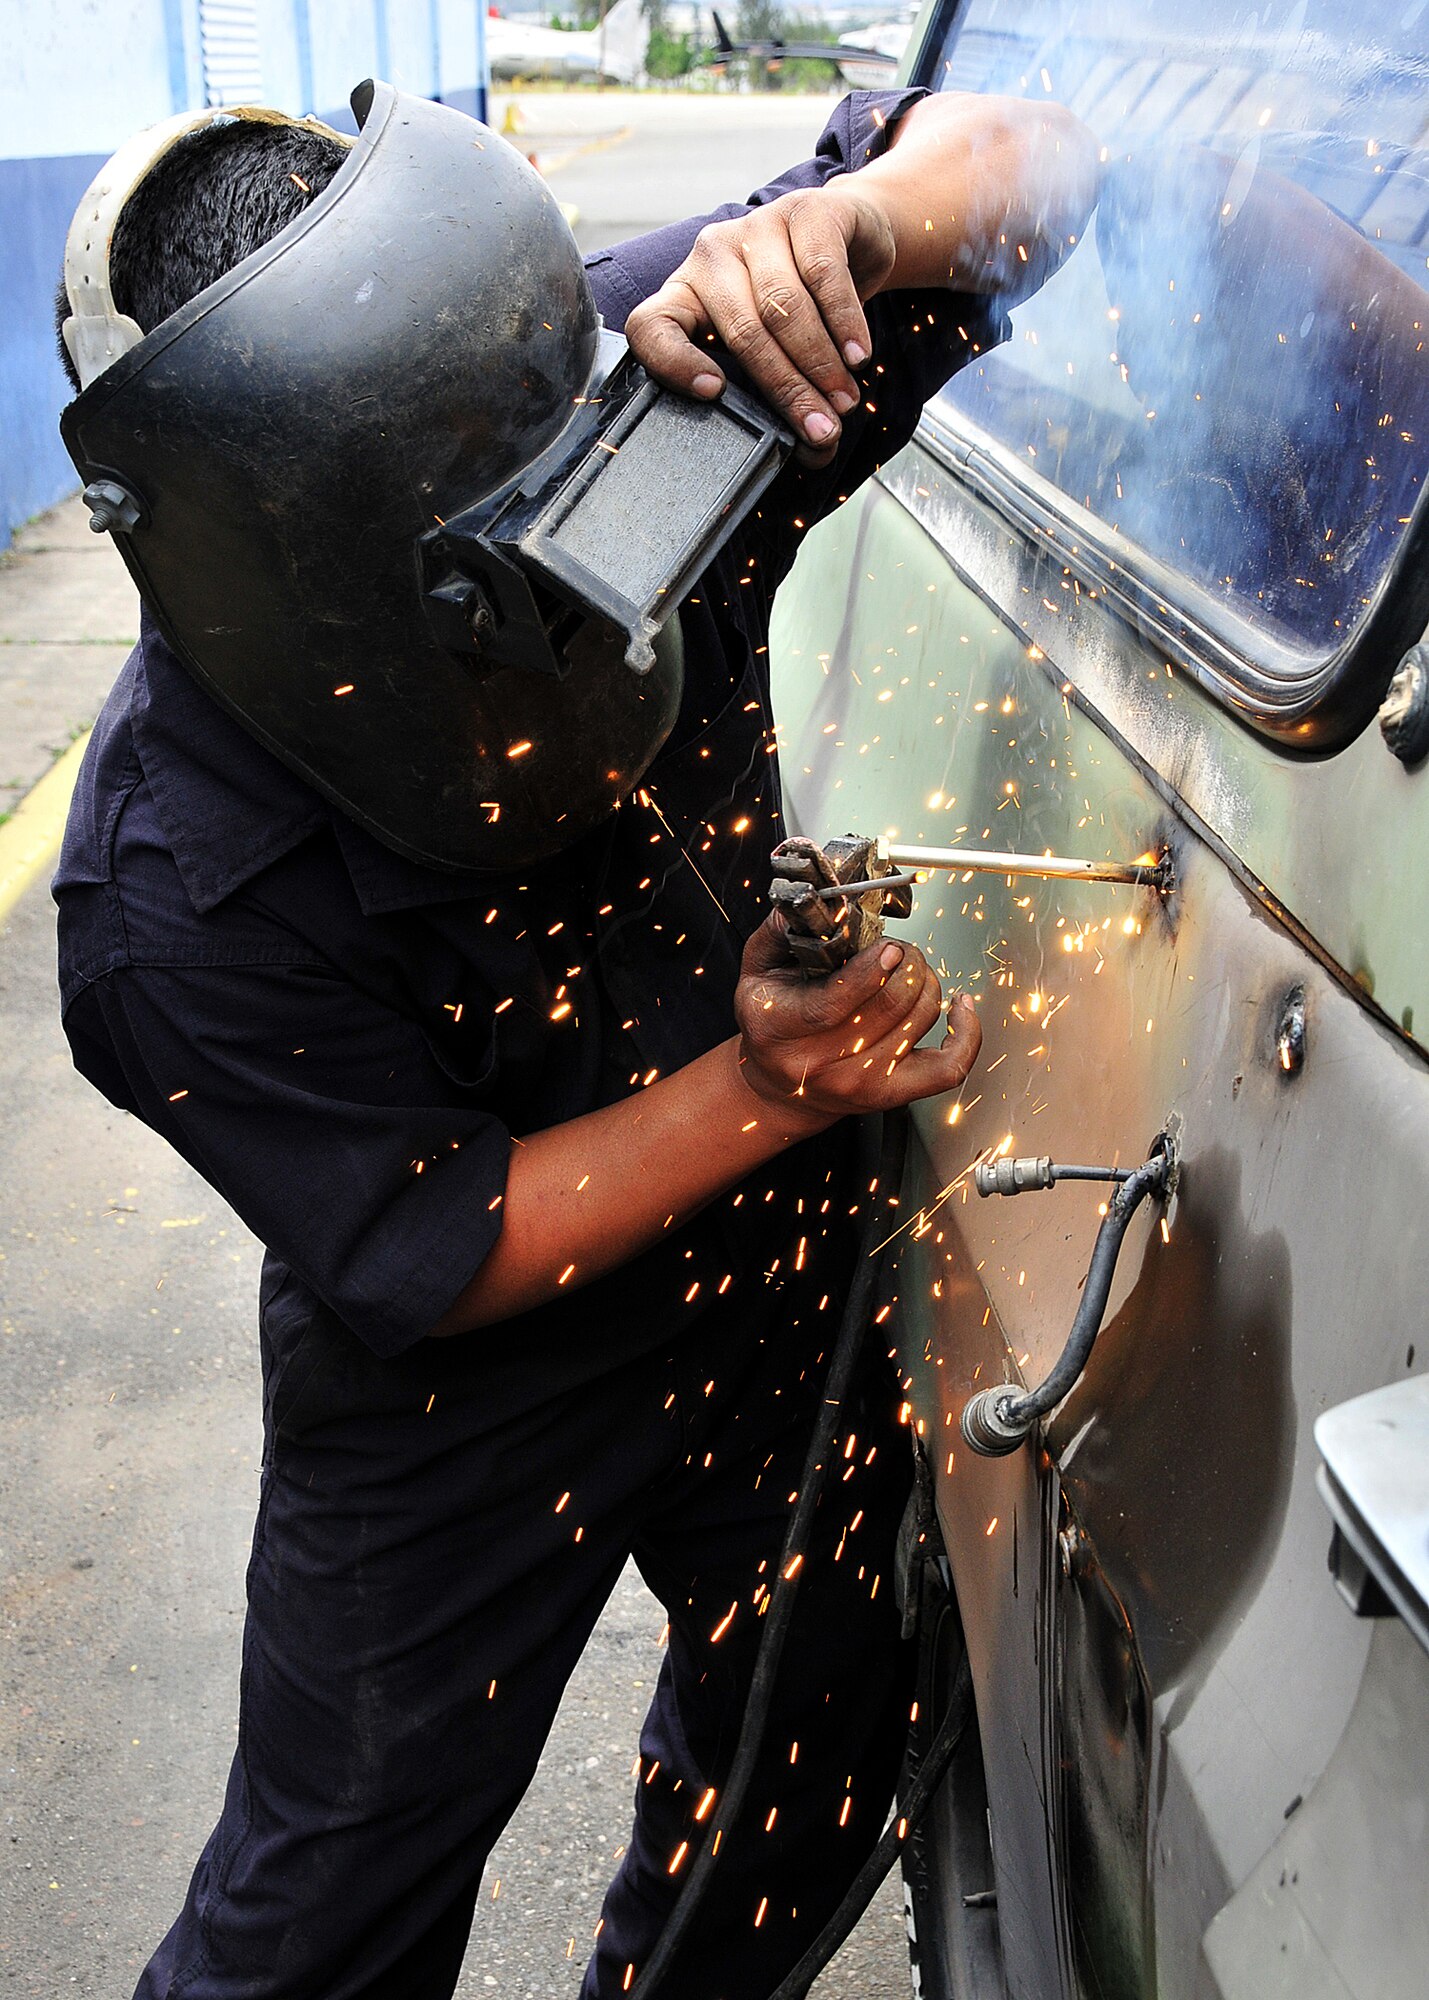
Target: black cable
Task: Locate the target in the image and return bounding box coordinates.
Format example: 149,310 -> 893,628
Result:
629,1110 -> 910,2000
1001,1150 -> 1167,1428
766,1651 -> 975,2000
965,1139 -> 1173,1454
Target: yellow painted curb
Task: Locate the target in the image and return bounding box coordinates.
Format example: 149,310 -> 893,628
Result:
539,123 -> 633,178
0,730 -> 92,924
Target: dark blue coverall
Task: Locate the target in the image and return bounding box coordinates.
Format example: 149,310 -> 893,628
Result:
54,88 -> 1000,2000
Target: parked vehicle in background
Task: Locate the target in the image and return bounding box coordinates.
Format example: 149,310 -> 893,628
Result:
771,2 -> 1429,1994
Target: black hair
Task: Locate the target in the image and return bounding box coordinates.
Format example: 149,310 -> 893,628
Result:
56,118 -> 348,393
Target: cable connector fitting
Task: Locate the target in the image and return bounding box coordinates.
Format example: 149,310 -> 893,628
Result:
974,1156 -> 1054,1198
960,1386 -> 1031,1456
975,1157 -> 1137,1198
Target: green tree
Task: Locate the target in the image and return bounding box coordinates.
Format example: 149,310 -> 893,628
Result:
646,25 -> 695,76
735,0 -> 784,89
643,0 -> 695,74
772,12 -> 841,93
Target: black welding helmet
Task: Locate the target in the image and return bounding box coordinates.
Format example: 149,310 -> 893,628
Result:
60,81 -> 790,870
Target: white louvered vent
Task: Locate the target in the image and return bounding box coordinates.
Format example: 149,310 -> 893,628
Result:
201,0 -> 264,106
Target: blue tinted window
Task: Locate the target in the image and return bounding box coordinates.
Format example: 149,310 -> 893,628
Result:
926,0 -> 1429,665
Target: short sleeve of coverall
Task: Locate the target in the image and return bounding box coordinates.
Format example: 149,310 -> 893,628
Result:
60,815 -> 512,1360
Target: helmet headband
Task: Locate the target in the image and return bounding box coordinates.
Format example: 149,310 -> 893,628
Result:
62,104 -> 350,391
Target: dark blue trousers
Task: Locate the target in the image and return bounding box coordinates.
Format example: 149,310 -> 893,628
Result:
134,1277 -> 913,2000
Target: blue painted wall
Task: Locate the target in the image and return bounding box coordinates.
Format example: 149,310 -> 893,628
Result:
0,152 -> 108,542
1,0 -> 490,547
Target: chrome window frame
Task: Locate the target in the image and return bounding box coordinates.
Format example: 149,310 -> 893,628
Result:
903,0 -> 1429,753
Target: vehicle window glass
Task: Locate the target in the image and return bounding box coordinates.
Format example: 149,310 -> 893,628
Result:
923,0 -> 1429,670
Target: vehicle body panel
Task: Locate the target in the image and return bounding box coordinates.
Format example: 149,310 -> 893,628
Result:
773,3 -> 1428,1989
880,438 -> 1429,1048
771,452 -> 1429,1997
1197,1616 -> 1429,2000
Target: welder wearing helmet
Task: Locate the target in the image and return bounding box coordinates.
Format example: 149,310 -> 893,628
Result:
54,82 -> 1095,2000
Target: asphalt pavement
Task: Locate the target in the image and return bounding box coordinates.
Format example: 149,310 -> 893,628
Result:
504,88 -> 841,252
0,89 -> 911,1998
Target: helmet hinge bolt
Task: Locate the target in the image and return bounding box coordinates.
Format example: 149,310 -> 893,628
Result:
82,480 -> 142,536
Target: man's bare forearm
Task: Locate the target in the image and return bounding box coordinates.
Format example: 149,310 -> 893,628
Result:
864,92 -> 1100,297
432,931 -> 979,1337
432,1037 -> 824,1335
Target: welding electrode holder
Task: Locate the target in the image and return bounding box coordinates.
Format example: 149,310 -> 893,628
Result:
961,1136 -> 1175,1457
770,832 -> 1173,977
769,834 -> 915,974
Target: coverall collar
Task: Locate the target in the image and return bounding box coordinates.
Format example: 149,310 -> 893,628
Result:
131,615 -> 490,917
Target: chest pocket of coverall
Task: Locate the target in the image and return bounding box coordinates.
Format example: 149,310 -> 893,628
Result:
411,907 -> 562,1104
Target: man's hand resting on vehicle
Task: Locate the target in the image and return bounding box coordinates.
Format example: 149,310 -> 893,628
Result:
433,919 -> 978,1335
626,91 -> 1099,461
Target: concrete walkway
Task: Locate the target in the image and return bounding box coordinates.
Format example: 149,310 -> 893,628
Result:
496,86 -> 835,252
0,501 -> 138,925
0,499 -> 137,815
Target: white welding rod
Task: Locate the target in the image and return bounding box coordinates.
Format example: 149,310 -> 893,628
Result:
882,840 -> 1160,886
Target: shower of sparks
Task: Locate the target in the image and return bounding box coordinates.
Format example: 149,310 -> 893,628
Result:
638,786 -> 732,924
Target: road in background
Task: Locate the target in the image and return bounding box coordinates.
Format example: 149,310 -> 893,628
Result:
0,90 -> 910,1999
499,89 -> 842,253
